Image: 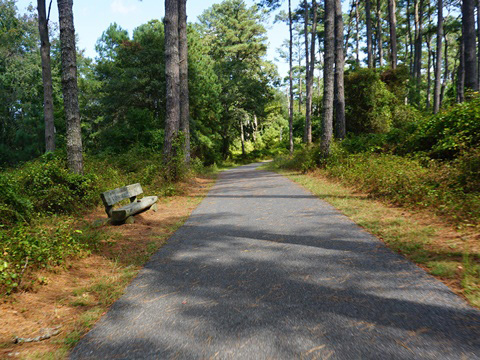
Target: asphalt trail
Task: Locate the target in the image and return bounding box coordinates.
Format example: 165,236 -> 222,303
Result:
71,163 -> 480,359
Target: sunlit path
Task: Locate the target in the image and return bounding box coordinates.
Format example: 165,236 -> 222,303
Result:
71,163 -> 480,359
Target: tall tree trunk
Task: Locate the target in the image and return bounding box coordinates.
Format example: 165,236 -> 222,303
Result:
57,0 -> 83,174
37,0 -> 55,153
433,0 -> 443,113
477,0 -> 480,87
305,0 -> 318,144
377,0 -> 383,67
425,35 -> 432,109
178,0 -> 190,163
253,114 -> 258,142
413,0 -> 424,83
288,0 -> 294,155
304,0 -> 310,143
387,0 -> 397,69
164,0 -> 180,164
240,120 -> 245,156
355,0 -> 360,66
334,0 -> 346,139
407,0 -> 413,75
457,36 -> 465,102
322,0 -> 335,156
463,0 -> 478,91
366,0 -> 373,67
440,33 -> 448,105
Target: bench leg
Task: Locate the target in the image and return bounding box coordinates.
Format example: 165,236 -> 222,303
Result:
151,203 -> 158,212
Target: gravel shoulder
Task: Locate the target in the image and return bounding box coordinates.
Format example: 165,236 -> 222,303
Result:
70,163 -> 480,360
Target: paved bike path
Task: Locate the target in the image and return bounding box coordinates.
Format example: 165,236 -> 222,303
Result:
71,163 -> 480,359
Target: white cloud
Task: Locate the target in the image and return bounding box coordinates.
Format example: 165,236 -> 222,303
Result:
110,0 -> 137,15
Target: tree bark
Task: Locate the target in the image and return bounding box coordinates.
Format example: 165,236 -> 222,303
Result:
164,0 -> 180,164
387,0 -> 397,69
178,0 -> 190,163
463,0 -> 478,91
322,0 -> 335,156
413,0 -> 424,84
355,0 -> 360,66
334,0 -> 345,139
425,34 -> 432,109
366,0 -> 373,68
457,35 -> 465,102
433,0 -> 443,113
57,0 -> 83,174
304,0 -> 310,143
406,0 -> 413,75
240,119 -> 245,156
376,0 -> 383,67
477,0 -> 480,87
440,33 -> 448,105
305,0 -> 317,144
37,0 -> 55,153
288,0 -> 294,155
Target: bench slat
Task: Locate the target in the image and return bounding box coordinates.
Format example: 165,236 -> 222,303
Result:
111,196 -> 158,223
101,183 -> 143,207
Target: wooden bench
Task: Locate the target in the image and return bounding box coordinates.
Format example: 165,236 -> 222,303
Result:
100,183 -> 158,224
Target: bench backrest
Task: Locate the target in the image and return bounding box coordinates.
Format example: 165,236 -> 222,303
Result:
100,183 -> 143,207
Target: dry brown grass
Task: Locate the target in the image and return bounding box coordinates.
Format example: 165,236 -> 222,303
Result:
0,176 -> 215,359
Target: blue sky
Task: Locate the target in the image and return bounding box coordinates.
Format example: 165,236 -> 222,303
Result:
15,0 -> 298,78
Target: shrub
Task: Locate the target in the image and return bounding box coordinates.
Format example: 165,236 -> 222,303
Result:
344,68 -> 396,134
17,156 -> 98,214
411,94 -> 480,159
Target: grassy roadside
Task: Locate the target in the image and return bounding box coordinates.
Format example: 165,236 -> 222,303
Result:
261,164 -> 480,309
0,174 -> 217,359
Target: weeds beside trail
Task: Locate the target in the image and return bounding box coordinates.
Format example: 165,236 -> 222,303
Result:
263,160 -> 480,309
0,173 -> 216,359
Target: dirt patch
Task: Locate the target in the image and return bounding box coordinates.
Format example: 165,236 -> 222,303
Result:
0,176 -> 215,359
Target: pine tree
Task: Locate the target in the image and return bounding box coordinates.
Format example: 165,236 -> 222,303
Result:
164,0 -> 180,165
179,0 -> 190,163
321,0 -> 335,155
37,0 -> 55,153
57,0 -> 83,174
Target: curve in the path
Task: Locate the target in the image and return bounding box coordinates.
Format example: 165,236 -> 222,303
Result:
71,163 -> 480,360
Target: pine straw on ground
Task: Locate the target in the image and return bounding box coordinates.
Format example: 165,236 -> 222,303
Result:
0,176 -> 215,359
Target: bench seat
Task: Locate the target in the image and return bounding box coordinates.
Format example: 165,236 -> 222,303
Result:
111,195 -> 158,223
100,183 -> 158,224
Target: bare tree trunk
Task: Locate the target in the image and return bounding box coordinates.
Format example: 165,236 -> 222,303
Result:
463,0 -> 478,91
413,0 -> 424,83
440,33 -> 448,105
289,0 -> 294,155
164,0 -> 180,164
305,0 -> 317,144
477,0 -> 480,87
407,0 -> 413,75
178,0 -> 190,163
334,0 -> 346,139
425,35 -> 432,109
57,0 -> 83,174
433,0 -> 443,113
304,0 -> 310,143
240,120 -> 245,156
355,0 -> 360,66
322,0 -> 335,156
387,0 -> 397,69
366,0 -> 373,67
457,36 -> 465,102
37,0 -> 55,153
377,0 -> 383,67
